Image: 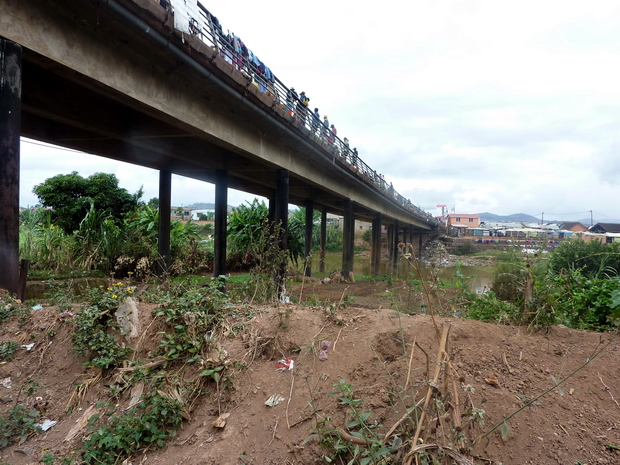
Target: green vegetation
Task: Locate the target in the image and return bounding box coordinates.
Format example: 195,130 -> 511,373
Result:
448,240 -> 620,330
82,392 -> 184,464
0,405 -> 42,449
32,171 -> 141,235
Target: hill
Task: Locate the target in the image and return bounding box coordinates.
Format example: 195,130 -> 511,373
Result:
477,212 -> 540,223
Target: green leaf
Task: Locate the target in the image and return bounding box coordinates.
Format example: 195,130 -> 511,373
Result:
501,421 -> 510,439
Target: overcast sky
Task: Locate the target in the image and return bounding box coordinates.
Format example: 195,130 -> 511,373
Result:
19,0 -> 620,222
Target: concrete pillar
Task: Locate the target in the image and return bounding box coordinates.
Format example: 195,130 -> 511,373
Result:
342,199 -> 354,278
393,219 -> 400,274
268,198 -> 275,226
274,170 -> 289,249
319,208 -> 326,273
0,38 -> 21,295
386,224 -> 394,262
419,230 -> 423,259
213,169 -> 228,278
157,170 -> 171,279
304,199 -> 313,276
274,170 -> 289,296
371,213 -> 382,276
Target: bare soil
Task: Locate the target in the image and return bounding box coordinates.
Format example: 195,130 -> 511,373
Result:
2,278 -> 620,465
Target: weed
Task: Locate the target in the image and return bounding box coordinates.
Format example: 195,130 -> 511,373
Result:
44,279 -> 77,312
309,379 -> 396,464
153,281 -> 227,362
0,341 -> 19,361
72,283 -> 133,369
0,405 -> 42,449
24,378 -> 45,397
82,390 -> 184,464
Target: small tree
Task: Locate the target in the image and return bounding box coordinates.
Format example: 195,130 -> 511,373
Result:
33,171 -> 142,235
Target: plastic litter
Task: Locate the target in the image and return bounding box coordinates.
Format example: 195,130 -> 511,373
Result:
0,377 -> 11,389
319,340 -> 332,361
21,343 -> 35,351
265,394 -> 285,407
31,304 -> 43,311
275,359 -> 294,371
35,419 -> 57,431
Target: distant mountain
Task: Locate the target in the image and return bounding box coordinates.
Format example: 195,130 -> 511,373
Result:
477,212 -> 540,223
188,202 -> 216,209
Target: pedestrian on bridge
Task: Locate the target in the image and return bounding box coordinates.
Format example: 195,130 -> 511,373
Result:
328,124 -> 336,144
297,91 -> 309,124
312,108 -> 321,134
286,87 -> 298,115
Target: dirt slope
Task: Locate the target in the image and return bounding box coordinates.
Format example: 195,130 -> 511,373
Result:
1,290 -> 620,465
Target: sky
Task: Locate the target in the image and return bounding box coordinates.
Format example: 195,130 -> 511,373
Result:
19,0 -> 620,222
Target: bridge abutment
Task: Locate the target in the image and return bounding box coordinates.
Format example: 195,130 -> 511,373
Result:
0,37 -> 21,295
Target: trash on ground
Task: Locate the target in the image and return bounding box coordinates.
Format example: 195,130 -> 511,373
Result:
265,394 -> 285,407
319,340 -> 332,361
35,419 -> 57,431
212,412 -> 231,428
31,304 -> 43,311
21,343 -> 35,351
115,297 -> 141,339
0,377 -> 12,389
276,359 -> 294,371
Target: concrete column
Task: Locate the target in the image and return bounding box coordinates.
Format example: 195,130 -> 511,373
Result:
268,198 -> 275,226
419,230 -> 423,259
274,170 -> 289,249
393,219 -> 400,274
274,170 -> 289,296
304,199 -> 313,276
319,208 -> 326,273
342,199 -> 354,278
371,213 -> 382,276
387,224 -> 393,270
0,38 -> 21,295
157,170 -> 171,279
213,169 -> 228,278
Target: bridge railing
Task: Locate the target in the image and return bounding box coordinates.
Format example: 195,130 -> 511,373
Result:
192,3 -> 436,225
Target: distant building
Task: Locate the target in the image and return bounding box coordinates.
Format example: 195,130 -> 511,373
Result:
559,222 -> 588,233
590,223 -> 620,234
447,214 -> 480,228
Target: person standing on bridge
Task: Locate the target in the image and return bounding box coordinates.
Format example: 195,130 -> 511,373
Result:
328,124 -> 336,144
286,88 -> 298,115
322,115 -> 330,141
298,91 -> 309,125
312,108 -> 321,135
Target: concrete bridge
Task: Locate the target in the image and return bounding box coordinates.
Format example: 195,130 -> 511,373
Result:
0,0 -> 437,294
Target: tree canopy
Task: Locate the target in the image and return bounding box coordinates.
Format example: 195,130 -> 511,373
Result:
33,171 -> 143,234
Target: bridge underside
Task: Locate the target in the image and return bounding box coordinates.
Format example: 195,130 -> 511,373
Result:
3,0 -> 435,228
1,0 -> 438,294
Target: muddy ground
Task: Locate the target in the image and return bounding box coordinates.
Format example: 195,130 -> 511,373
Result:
1,270 -> 620,465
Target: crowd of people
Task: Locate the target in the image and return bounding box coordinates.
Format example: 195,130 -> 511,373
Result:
191,4 -> 436,224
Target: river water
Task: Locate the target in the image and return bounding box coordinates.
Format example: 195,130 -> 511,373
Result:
314,253 -> 493,293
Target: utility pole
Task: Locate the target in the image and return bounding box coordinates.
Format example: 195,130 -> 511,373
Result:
590,210 -> 593,227
541,212 -> 544,225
